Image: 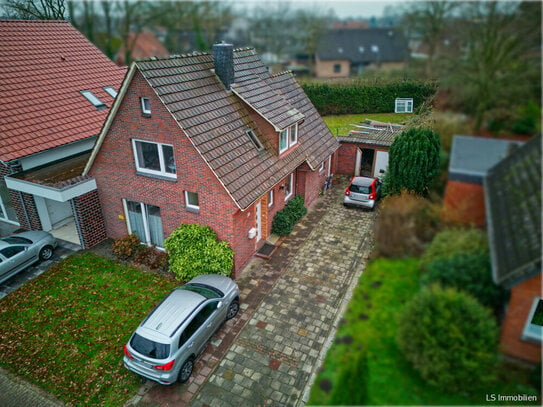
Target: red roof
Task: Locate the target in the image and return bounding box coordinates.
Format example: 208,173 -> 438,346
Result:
115,31 -> 170,65
0,20 -> 126,162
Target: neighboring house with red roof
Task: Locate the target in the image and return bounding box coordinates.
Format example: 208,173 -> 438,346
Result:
84,44 -> 339,272
115,31 -> 170,66
0,20 -> 125,247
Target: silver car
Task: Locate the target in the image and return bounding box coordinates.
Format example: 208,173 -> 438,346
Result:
343,176 -> 382,210
0,231 -> 57,284
123,274 -> 240,385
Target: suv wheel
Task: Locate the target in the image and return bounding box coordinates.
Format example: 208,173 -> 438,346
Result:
178,357 -> 194,383
226,300 -> 239,320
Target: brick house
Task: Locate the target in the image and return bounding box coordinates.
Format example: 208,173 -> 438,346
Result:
84,44 -> 339,272
484,135 -> 541,363
0,20 -> 125,247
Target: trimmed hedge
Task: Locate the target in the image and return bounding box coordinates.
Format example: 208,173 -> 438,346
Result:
301,80 -> 437,116
271,195 -> 308,236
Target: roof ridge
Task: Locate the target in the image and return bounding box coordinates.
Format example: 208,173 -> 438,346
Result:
271,70 -> 294,78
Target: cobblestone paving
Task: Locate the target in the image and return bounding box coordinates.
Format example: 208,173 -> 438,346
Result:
190,182 -> 375,407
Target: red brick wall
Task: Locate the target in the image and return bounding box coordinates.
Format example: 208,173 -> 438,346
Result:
89,70 -> 238,260
442,181 -> 486,227
72,190 -> 107,248
336,143 -> 359,176
500,273 -> 542,363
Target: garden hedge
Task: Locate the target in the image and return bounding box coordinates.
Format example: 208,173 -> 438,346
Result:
301,80 -> 437,116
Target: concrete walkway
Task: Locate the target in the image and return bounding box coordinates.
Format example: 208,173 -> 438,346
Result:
134,179 -> 375,406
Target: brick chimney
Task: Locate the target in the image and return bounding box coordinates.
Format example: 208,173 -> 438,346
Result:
213,43 -> 234,90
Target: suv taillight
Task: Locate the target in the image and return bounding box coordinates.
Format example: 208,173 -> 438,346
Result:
345,187 -> 350,196
154,360 -> 175,371
368,192 -> 376,200
123,345 -> 134,359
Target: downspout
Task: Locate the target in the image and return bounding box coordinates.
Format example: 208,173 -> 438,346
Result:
17,191 -> 31,230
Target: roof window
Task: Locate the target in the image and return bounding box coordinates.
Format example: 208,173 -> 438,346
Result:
246,129 -> 264,151
81,90 -> 106,110
103,86 -> 118,98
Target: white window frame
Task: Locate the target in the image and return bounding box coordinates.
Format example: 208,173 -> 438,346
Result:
284,173 -> 294,201
279,123 -> 299,154
122,199 -> 164,249
247,129 -> 264,151
319,161 -> 325,173
522,297 -> 542,343
141,97 -> 151,115
184,191 -> 200,212
132,139 -> 176,179
395,98 -> 413,113
268,189 -> 274,207
81,90 -> 105,109
103,86 -> 118,98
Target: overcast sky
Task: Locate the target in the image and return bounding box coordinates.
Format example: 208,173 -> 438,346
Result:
235,0 -> 400,19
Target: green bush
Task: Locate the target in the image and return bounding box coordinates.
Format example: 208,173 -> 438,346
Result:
112,234 -> 141,260
329,348 -> 368,405
397,285 -> 498,393
301,80 -> 437,116
164,224 -> 233,281
422,253 -> 505,309
419,227 -> 488,272
271,195 -> 307,236
383,127 -> 441,196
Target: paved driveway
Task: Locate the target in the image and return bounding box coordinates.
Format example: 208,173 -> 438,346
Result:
133,179 -> 375,406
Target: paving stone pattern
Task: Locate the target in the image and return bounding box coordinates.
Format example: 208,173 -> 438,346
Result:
190,182 -> 375,407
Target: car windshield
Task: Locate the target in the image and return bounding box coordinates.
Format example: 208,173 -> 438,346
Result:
1,237 -> 32,245
349,184 -> 371,194
181,283 -> 223,299
131,334 -> 170,359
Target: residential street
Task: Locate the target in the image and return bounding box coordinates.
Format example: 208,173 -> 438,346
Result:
131,178 -> 376,406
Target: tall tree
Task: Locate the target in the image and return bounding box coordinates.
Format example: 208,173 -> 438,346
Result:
400,1 -> 459,77
1,0 -> 66,19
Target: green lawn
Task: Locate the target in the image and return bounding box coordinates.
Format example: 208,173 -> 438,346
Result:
323,113 -> 412,137
0,252 -> 179,406
308,258 -> 540,406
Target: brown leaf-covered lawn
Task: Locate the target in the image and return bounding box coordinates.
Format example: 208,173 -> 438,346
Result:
0,252 -> 179,406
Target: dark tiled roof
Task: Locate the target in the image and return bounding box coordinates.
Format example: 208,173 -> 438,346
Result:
135,48 -> 338,209
449,135 -> 524,184
316,28 -> 408,63
484,135 -> 541,288
0,20 -> 126,163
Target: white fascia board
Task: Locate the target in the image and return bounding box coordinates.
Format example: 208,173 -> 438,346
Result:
5,176 -> 97,202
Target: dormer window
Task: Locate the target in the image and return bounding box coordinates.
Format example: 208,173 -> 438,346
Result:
81,90 -> 106,110
246,129 -> 264,151
279,123 -> 299,154
103,86 -> 118,98
141,97 -> 151,115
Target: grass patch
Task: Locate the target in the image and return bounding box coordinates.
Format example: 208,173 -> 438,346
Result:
0,252 -> 179,406
323,113 -> 412,137
308,258 -> 540,405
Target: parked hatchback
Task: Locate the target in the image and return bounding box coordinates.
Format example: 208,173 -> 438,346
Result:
0,231 -> 57,284
343,176 -> 382,210
123,274 -> 240,385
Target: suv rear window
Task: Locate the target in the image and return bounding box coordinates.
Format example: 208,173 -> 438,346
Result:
130,334 -> 170,359
349,184 -> 371,194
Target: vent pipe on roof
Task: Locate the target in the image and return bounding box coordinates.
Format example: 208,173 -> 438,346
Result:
213,42 -> 234,90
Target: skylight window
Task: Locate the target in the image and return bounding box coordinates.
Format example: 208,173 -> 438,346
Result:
103,86 -> 118,98
81,90 -> 106,109
246,129 -> 264,151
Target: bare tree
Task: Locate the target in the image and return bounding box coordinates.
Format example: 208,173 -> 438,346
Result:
2,0 -> 66,19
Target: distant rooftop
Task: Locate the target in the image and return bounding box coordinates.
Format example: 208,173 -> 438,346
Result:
449,135 -> 525,184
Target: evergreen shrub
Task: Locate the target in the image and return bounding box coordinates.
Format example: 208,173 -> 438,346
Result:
271,195 -> 307,236
397,285 -> 498,393
164,224 -> 233,281
329,348 -> 368,405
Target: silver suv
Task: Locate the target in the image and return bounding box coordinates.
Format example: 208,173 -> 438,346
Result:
123,274 -> 240,385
